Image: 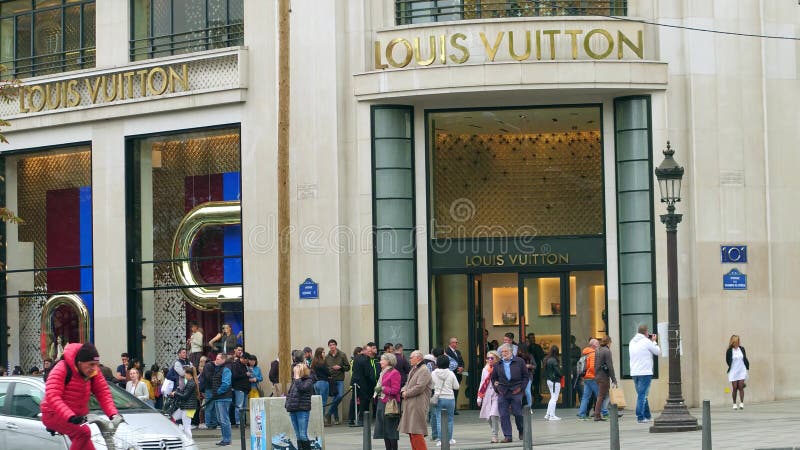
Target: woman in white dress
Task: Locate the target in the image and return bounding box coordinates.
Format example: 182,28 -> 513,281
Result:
477,350 -> 501,443
126,368 -> 151,405
725,334 -> 750,410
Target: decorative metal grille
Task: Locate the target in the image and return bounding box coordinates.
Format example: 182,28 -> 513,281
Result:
396,0 -> 627,24
18,293 -> 46,372
130,0 -> 244,61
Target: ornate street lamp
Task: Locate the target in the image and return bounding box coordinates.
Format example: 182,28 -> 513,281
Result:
650,142 -> 700,433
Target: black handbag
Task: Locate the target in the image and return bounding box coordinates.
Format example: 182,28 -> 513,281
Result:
162,396 -> 178,416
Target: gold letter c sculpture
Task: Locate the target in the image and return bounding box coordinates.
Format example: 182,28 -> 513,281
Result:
171,200 -> 242,311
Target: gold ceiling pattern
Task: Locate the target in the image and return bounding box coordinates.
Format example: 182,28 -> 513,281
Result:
16,149 -> 91,288
431,131 -> 603,239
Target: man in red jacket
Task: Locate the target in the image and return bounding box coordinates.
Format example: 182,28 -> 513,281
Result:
41,342 -> 121,450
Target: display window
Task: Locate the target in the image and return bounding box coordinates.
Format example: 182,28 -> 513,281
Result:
127,126 -> 242,366
1,146 -> 93,371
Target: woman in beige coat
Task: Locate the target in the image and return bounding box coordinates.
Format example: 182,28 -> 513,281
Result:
399,350 -> 433,450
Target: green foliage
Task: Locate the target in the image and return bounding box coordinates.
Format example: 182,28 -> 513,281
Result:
0,64 -> 19,144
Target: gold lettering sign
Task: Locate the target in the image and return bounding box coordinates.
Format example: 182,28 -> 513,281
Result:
465,253 -> 570,268
374,28 -> 643,69
19,63 -> 190,113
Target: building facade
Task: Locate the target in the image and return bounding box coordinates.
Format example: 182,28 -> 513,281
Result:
0,0 -> 798,410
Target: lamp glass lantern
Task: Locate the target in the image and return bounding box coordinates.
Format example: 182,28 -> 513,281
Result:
654,141 -> 684,207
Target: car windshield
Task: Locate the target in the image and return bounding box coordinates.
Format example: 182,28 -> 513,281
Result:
89,382 -> 152,411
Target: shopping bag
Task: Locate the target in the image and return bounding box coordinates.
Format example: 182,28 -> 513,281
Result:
609,387 -> 626,409
249,387 -> 260,400
559,376 -> 565,388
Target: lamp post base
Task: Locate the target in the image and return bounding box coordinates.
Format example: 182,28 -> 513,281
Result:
650,401 -> 701,433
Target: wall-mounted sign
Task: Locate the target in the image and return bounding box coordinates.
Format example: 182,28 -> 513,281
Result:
299,278 -> 319,299
723,269 -> 747,290
18,63 -> 189,113
721,245 -> 747,263
373,23 -> 646,70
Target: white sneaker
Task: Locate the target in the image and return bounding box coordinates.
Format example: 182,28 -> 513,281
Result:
435,441 -> 441,447
732,403 -> 738,410
549,416 -> 562,421
543,414 -> 550,420
739,403 -> 744,410
449,439 -> 456,445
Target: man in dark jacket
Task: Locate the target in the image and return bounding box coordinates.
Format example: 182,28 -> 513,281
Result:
199,359 -> 218,429
350,342 -> 377,425
210,353 -> 233,446
393,343 -> 411,387
491,343 -> 530,443
230,349 -> 250,426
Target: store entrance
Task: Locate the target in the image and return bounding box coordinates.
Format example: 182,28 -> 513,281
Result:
431,270 -> 606,410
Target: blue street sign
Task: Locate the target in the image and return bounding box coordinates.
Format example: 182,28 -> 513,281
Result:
723,269 -> 747,290
299,278 -> 319,299
721,245 -> 747,263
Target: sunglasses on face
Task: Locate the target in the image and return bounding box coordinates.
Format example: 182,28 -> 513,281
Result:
486,357 -> 495,361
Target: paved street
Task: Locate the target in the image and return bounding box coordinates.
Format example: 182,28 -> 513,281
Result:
193,398 -> 800,449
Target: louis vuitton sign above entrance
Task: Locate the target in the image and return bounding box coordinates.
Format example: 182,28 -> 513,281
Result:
373,20 -> 648,70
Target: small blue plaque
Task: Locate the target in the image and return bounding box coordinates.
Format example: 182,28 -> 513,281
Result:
721,245 -> 747,263
299,278 -> 319,299
723,269 -> 747,290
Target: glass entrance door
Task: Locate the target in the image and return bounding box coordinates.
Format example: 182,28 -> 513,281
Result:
431,270 -> 606,409
520,273 -> 567,408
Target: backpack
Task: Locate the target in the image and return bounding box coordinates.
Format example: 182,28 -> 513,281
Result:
166,365 -> 180,384
576,353 -> 590,378
43,357 -> 73,386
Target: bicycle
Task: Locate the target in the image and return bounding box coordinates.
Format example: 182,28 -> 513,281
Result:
86,414 -> 141,450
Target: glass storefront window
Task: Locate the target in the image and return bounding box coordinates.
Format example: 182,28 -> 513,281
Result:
127,127 -> 242,366
0,0 -> 95,79
428,106 -> 603,240
130,0 -> 244,61
1,146 -> 93,371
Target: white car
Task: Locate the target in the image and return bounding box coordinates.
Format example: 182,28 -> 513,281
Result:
0,375 -> 199,450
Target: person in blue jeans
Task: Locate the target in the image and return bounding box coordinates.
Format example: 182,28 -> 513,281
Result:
311,347 -> 330,414
628,325 -> 660,423
210,353 -> 233,446
286,350 -> 315,450
323,339 -> 350,425
431,354 -> 460,445
577,339 -> 607,419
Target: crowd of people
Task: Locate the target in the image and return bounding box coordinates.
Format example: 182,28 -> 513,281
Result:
2,321 -> 751,449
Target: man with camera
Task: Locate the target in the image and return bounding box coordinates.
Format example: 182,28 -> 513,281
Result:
628,324 -> 660,424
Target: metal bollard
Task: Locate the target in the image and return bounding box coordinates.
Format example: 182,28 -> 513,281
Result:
440,408 -> 450,450
239,406 -> 247,450
702,400 -> 711,450
523,407 -> 533,449
609,403 -> 620,450
362,410 -> 372,450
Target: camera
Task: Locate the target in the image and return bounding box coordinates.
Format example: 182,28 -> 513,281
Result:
648,333 -> 656,340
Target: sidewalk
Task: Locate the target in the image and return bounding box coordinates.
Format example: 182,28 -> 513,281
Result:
194,399 -> 800,449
